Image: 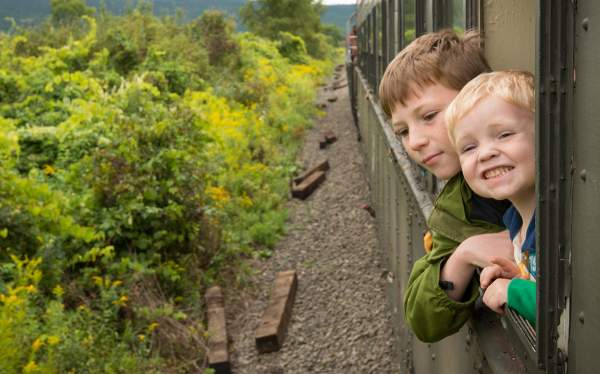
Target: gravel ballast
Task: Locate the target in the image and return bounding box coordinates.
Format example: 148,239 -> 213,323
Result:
226,70 -> 401,374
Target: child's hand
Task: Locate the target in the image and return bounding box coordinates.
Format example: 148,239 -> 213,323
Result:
454,231 -> 512,268
480,256 -> 523,289
482,278 -> 511,314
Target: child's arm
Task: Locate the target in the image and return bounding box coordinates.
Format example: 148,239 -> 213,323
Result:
440,231 -> 513,300
404,229 -> 478,342
403,230 -> 510,342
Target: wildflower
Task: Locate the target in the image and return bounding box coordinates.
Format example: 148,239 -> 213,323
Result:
23,361 -> 39,373
52,285 -> 64,297
92,276 -> 103,287
138,334 -> 146,342
43,164 -> 56,175
206,186 -> 230,204
32,338 -> 43,352
240,193 -> 253,208
147,322 -> 159,333
25,285 -> 37,293
113,295 -> 128,306
47,336 -> 60,346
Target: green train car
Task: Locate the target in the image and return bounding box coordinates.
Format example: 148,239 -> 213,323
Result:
346,1 -> 599,373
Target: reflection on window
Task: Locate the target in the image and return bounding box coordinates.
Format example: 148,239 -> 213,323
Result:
377,4 -> 383,57
452,0 -> 466,34
404,0 -> 416,43
368,16 -> 373,54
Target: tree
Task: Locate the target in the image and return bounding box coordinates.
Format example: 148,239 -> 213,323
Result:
240,0 -> 327,58
50,0 -> 95,25
191,10 -> 239,67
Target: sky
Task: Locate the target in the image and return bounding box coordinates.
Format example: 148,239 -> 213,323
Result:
322,0 -> 356,4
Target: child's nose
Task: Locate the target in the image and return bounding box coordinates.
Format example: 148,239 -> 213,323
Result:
478,143 -> 499,162
407,129 -> 428,150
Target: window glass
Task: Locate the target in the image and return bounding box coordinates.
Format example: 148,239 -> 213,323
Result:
452,0 -> 466,34
404,0 -> 416,44
368,15 -> 373,54
377,4 -> 383,57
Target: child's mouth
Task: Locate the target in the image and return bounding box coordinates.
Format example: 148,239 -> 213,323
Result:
422,152 -> 442,165
483,166 -> 513,179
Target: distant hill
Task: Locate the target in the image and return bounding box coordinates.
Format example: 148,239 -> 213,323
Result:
0,0 -> 355,33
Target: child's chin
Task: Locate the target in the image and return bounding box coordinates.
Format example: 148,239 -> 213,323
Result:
432,169 -> 459,180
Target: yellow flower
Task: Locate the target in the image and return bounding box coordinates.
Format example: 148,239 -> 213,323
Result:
43,164 -> 56,175
0,294 -> 19,306
32,338 -> 43,352
113,295 -> 128,306
206,186 -> 230,204
240,193 -> 253,208
23,361 -> 39,373
47,336 -> 60,346
92,276 -> 103,287
25,285 -> 37,293
147,322 -> 159,333
138,334 -> 146,342
112,280 -> 123,288
52,285 -> 64,297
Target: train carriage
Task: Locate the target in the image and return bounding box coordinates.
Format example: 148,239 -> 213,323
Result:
346,1 -> 600,373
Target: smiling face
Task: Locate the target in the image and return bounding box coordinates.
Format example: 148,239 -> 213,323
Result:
390,83 -> 461,180
453,96 -> 535,207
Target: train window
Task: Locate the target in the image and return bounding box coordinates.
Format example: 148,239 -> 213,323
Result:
432,0 -> 465,32
389,0 -> 399,58
451,0 -> 466,33
376,3 -> 383,88
403,0 -> 416,44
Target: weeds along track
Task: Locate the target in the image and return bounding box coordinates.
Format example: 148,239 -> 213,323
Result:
225,70 -> 401,374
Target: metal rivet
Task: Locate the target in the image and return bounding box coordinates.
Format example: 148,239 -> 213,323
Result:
580,169 -> 587,181
579,311 -> 585,324
431,353 -> 436,361
582,17 -> 589,31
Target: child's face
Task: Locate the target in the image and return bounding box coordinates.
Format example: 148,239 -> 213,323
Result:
390,83 -> 461,180
453,96 -> 535,204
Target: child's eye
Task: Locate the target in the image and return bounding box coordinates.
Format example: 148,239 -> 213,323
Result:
423,111 -> 438,122
394,127 -> 408,138
498,131 -> 514,139
461,144 -> 476,153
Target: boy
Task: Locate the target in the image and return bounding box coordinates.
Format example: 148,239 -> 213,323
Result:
445,71 -> 537,325
378,30 -> 513,343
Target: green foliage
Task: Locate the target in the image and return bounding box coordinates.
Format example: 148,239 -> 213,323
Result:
240,0 -> 333,58
276,31 -> 308,64
50,0 -> 95,26
321,23 -> 344,46
191,9 -> 239,67
0,4 -> 334,372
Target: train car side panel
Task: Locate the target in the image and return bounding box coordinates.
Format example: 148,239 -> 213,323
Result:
569,1 -> 600,373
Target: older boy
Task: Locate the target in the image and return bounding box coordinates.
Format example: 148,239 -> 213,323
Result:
445,71 -> 536,325
378,30 -> 513,342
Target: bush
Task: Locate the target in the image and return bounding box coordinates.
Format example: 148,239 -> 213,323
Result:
0,5 -> 333,372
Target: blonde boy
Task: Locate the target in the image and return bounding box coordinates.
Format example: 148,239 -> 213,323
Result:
446,71 -> 537,325
379,30 -> 513,342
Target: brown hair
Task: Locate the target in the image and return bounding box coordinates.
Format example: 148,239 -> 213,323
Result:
445,70 -> 535,144
378,29 -> 491,116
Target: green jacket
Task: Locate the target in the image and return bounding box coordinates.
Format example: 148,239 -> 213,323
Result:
508,277 -> 537,326
404,174 -> 507,342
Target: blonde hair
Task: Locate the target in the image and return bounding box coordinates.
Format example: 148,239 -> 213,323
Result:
378,29 -> 490,116
445,70 -> 535,143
